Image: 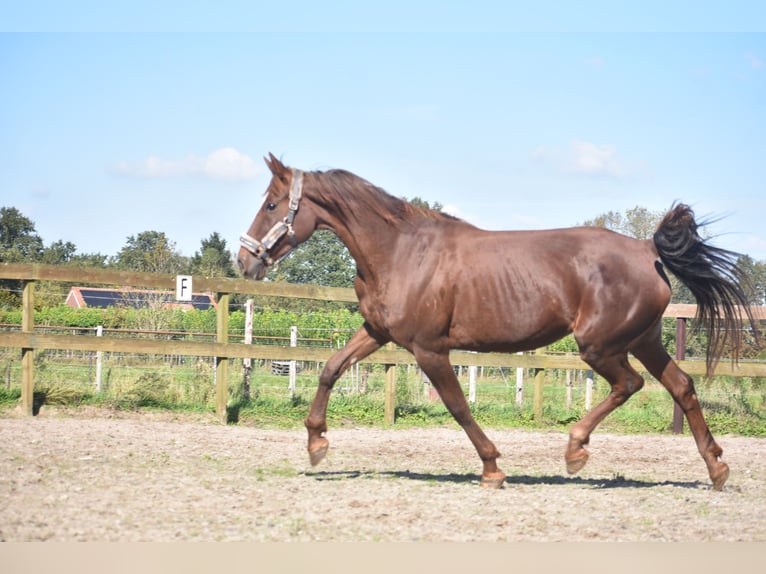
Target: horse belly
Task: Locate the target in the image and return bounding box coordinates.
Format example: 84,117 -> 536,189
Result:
446,268 -> 576,353
448,304 -> 572,353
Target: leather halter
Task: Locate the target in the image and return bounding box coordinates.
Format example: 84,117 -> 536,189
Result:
240,169 -> 304,267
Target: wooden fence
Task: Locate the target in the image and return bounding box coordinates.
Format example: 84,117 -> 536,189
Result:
2,262 -> 766,425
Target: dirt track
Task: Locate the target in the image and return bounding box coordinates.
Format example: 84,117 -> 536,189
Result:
1,407 -> 764,542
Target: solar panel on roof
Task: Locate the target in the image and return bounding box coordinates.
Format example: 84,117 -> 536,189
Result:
74,288 -> 214,310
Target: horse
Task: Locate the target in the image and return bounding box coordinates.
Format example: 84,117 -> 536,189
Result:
238,153 -> 758,490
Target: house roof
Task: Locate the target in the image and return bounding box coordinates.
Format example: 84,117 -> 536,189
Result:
65,287 -> 216,311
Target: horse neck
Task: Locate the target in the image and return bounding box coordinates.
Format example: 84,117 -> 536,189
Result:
306,171 -> 411,282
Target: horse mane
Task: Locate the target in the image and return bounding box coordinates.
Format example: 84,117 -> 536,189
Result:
310,169 -> 461,227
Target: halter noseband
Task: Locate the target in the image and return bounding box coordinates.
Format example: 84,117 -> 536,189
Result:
240,169 -> 304,267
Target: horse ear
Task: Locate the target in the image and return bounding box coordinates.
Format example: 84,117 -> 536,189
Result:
264,153 -> 288,178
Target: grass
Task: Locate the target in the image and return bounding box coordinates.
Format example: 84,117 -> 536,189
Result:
1,351 -> 765,437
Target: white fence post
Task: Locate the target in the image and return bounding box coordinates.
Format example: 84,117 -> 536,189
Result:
243,299 -> 253,400
289,326 -> 297,398
515,352 -> 524,406
94,325 -> 103,392
468,364 -> 477,404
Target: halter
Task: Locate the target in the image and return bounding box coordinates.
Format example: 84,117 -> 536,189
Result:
240,169 -> 304,266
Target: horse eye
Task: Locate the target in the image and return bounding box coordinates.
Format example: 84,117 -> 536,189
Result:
266,203 -> 277,212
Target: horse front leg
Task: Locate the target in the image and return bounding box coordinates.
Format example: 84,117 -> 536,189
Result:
415,348 -> 506,488
305,324 -> 385,466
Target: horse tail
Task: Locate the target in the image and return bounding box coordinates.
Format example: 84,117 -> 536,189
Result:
653,202 -> 758,375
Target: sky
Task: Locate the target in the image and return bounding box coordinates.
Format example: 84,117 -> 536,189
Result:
2,2 -> 766,263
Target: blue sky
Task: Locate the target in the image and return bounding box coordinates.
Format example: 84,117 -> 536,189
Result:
2,3 -> 766,263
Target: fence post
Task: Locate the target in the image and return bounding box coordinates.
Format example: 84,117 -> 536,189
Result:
215,292 -> 230,424
289,325 -> 298,398
673,318 -> 687,434
95,325 -> 103,392
468,364 -> 477,404
21,280 -> 35,416
384,342 -> 396,424
533,348 -> 544,422
515,352 -> 524,406
585,370 -> 594,411
242,299 -> 253,401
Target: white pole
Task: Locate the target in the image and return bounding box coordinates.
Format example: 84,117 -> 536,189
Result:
515,352 -> 524,406
95,325 -> 103,392
289,326 -> 297,398
243,300 -> 253,362
243,299 -> 253,400
468,364 -> 477,404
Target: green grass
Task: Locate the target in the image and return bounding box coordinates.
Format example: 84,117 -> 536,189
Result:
1,352 -> 764,436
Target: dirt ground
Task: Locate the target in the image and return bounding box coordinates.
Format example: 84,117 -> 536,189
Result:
1,406 -> 764,542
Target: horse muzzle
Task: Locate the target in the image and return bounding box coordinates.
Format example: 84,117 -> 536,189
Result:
237,249 -> 269,281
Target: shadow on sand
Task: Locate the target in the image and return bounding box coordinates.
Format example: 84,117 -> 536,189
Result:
305,469 -> 705,490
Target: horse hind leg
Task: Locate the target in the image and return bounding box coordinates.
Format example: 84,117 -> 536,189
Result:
632,340 -> 729,490
304,325 -> 384,466
566,350 -> 645,475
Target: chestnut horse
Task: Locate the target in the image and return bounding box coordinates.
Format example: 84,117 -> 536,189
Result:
238,154 -> 757,490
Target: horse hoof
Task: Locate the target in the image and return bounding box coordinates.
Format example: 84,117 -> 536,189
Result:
566,450 -> 589,475
308,438 -> 329,466
711,462 -> 730,491
480,471 -> 506,489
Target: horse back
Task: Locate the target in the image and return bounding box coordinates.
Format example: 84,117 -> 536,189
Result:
363,223 -> 667,353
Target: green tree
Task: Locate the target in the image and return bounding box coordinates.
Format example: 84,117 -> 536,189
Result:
580,205 -> 662,240
0,207 -> 44,307
37,241 -> 109,307
737,255 -> 766,306
274,230 -> 355,288
735,255 -> 766,359
0,206 -> 44,262
38,241 -> 108,268
190,232 -> 237,278
408,197 -> 444,212
69,252 -> 109,268
40,240 -> 77,264
113,231 -> 189,274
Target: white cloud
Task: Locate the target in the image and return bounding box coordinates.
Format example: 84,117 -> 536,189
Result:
441,203 -> 463,218
531,140 -> 641,179
746,52 -> 764,69
569,140 -> 626,177
112,147 -> 261,182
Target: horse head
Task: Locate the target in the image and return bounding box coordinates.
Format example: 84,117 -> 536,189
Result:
237,153 -> 317,280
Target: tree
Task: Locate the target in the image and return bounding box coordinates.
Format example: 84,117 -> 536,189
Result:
0,206 -> 43,262
69,252 -> 110,268
580,206 -> 662,241
0,207 -> 45,307
40,240 -> 77,265
737,255 -> 766,306
190,232 -> 237,278
274,230 -> 356,288
113,231 -> 189,274
408,197 -> 444,212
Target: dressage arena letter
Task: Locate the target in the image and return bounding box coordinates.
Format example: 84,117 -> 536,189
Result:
176,275 -> 193,302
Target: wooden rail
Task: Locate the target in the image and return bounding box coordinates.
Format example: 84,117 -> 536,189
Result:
2,263 -> 765,423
